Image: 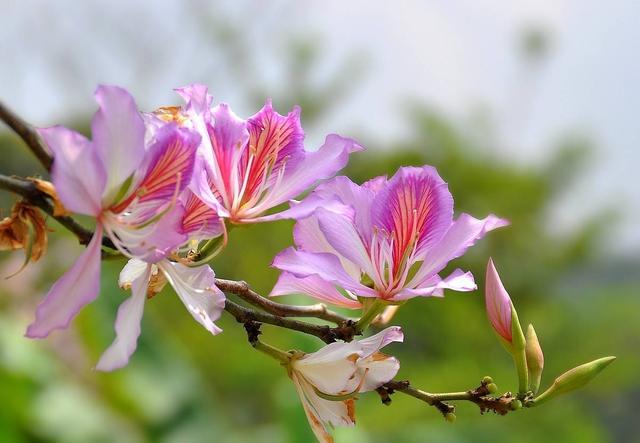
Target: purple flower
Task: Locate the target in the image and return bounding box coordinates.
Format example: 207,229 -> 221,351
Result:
27,85 -> 201,338
271,166 -> 508,306
172,84 -> 363,225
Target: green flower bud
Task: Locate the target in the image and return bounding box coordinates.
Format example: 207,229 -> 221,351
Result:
510,399 -> 522,410
481,376 -> 493,385
486,383 -> 498,394
533,356 -> 616,406
444,413 -> 456,423
525,324 -> 544,394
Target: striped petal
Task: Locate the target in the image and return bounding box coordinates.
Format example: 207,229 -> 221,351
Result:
270,272 -> 361,309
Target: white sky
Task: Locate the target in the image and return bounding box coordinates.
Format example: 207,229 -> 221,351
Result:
1,0 -> 638,253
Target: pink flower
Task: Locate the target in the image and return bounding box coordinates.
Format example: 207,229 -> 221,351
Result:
271,167 -> 508,307
26,85 -> 201,338
485,258 -> 514,343
174,84 -> 363,225
289,327 -> 403,442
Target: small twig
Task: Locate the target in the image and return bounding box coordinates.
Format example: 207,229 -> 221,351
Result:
224,299 -> 357,343
216,278 -> 349,324
380,378 -> 520,417
0,100 -> 53,170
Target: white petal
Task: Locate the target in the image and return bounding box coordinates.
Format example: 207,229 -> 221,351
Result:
95,264 -> 152,371
159,261 -> 224,335
118,258 -> 150,289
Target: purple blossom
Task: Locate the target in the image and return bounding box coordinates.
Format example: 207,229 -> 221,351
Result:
271,166 -> 508,306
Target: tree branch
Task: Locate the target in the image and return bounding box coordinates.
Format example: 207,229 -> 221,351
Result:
223,299 -> 357,343
379,379 -> 522,418
215,278 -> 349,324
0,100 -> 53,170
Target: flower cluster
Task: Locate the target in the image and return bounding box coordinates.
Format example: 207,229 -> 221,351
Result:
17,83 -> 611,442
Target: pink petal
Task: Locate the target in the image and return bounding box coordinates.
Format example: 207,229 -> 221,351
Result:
95,263 -> 152,371
25,227 -> 104,338
315,207 -> 375,278
395,269 -> 477,300
248,134 -> 363,217
159,262 -> 225,335
91,85 -> 146,203
359,355 -> 400,393
40,126 -> 106,216
371,166 -> 453,266
270,272 -> 361,309
407,213 -> 509,289
272,248 -> 376,297
180,190 -> 224,239
485,258 -> 513,342
175,84 -> 213,117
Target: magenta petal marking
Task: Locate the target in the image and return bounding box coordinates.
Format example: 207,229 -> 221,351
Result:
91,85 -> 146,202
25,226 -> 104,338
95,264 -> 152,371
40,126 -> 106,216
175,84 -> 213,117
371,166 -> 453,266
485,258 -> 513,342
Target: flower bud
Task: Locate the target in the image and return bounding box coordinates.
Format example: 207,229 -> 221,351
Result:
485,259 -> 525,353
444,412 -> 456,423
525,324 -> 544,394
533,356 -> 616,406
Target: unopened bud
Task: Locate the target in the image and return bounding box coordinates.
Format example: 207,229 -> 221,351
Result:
510,399 -> 522,410
525,324 -> 544,394
533,356 -> 616,406
486,383 -> 498,394
444,412 -> 456,423
481,376 -> 493,385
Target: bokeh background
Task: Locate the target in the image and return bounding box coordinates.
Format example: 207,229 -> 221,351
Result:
1,1 -> 639,442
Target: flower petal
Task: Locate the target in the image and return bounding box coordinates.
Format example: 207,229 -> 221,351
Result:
357,326 -> 404,358
270,272 -> 361,309
158,262 -> 224,335
39,126 -> 106,216
315,208 -> 375,279
294,342 -> 362,394
371,166 -> 453,265
243,134 -> 363,219
118,258 -> 149,289
358,354 -> 400,392
395,269 -> 476,299
407,213 -> 509,289
25,226 -> 104,338
272,248 -> 375,297
181,190 -> 224,239
91,85 -> 146,203
95,263 -> 152,371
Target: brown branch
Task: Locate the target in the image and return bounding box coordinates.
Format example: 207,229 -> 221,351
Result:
0,100 -> 53,170
379,378 -> 523,418
223,299 -> 357,343
215,278 -> 349,324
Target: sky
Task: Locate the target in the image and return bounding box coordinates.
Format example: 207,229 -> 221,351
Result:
1,0 -> 638,253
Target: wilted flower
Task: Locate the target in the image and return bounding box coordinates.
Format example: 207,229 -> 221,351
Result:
27,85 -> 201,338
173,84 -> 363,226
0,201 -> 49,275
271,167 -> 508,307
288,327 -> 403,442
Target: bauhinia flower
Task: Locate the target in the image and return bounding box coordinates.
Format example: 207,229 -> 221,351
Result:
96,189 -> 225,371
26,85 -> 201,338
270,167 -> 508,308
173,84 -> 363,225
287,327 -> 403,442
